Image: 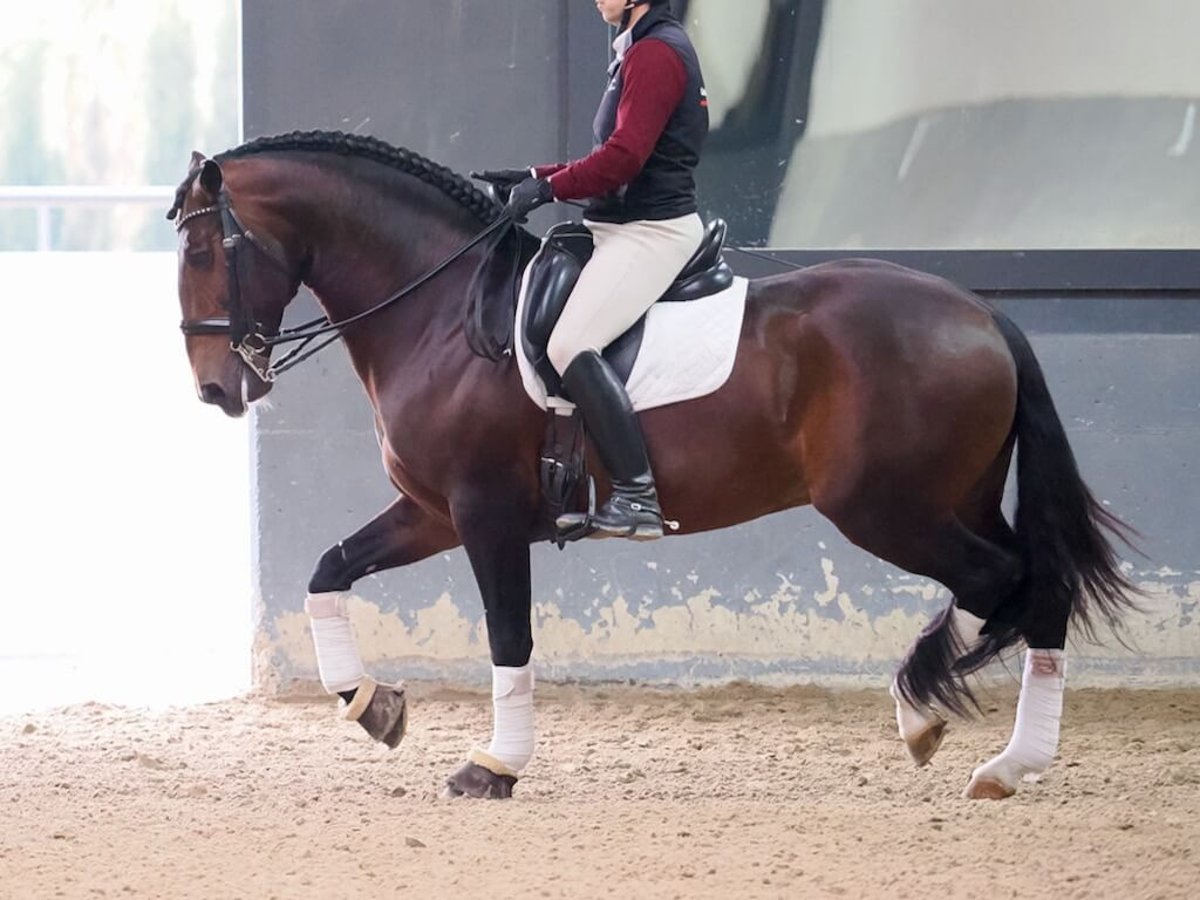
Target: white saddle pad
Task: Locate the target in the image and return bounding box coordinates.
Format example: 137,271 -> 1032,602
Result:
515,273 -> 749,413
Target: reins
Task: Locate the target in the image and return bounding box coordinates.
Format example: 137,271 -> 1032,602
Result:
177,184 -> 802,384
258,214 -> 513,379
724,246 -> 806,271
176,187 -> 513,382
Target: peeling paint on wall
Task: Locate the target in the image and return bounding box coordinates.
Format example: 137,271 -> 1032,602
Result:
275,592 -> 486,667
267,554 -> 1200,690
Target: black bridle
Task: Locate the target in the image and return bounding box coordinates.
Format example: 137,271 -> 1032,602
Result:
176,190 -> 293,380
175,185 -> 799,384
175,187 -> 512,383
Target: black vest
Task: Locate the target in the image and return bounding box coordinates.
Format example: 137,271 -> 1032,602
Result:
585,9 -> 709,224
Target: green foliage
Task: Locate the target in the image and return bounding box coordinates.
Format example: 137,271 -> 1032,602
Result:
0,39 -> 67,250
143,6 -> 199,183
205,5 -> 241,157
138,5 -> 199,250
137,3 -> 239,250
0,1 -> 239,251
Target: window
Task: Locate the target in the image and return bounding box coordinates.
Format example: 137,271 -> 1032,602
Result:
682,0 -> 1200,250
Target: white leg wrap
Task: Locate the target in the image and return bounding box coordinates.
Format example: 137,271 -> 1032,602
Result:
972,649 -> 1066,789
484,663 -> 535,774
891,680 -> 942,741
892,607 -> 986,739
305,592 -> 366,694
950,607 -> 986,653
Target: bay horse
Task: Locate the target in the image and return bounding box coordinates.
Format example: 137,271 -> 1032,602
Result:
169,131 -> 1136,800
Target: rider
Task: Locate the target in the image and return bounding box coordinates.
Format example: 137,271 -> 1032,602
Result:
482,0 -> 709,541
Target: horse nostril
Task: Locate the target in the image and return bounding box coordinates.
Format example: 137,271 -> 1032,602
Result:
199,383 -> 226,405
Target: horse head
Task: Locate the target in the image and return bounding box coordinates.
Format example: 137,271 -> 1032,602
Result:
168,152 -> 303,417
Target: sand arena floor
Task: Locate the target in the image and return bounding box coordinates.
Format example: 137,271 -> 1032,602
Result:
1,683 -> 1198,899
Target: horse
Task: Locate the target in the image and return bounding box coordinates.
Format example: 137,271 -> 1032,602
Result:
168,130 -> 1137,801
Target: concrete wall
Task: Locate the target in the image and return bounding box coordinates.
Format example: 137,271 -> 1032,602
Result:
241,1 -> 1200,692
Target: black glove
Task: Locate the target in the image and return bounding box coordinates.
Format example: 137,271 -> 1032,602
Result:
470,168 -> 532,202
505,177 -> 554,222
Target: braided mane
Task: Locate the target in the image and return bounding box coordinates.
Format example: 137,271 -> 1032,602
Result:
216,130 -> 502,224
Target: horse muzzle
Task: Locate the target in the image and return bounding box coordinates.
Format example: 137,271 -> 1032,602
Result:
197,359 -> 272,418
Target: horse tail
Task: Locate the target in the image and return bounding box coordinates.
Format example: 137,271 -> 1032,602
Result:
956,310 -> 1141,673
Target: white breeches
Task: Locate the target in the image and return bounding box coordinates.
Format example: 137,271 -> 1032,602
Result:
546,213 -> 704,375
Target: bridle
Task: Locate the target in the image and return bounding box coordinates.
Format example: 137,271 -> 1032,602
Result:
175,181 -> 799,385
176,190 -> 295,381
175,187 -> 512,383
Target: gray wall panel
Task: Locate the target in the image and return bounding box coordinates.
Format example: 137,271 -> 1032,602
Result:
240,2 -> 1200,691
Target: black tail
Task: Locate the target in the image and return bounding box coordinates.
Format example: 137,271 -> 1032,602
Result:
957,311 -> 1142,671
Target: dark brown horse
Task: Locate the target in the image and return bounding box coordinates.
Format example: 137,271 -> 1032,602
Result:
170,131 -> 1135,800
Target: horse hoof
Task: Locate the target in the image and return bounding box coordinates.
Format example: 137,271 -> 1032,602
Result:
904,719 -> 947,767
444,761 -> 517,800
964,774 -> 1016,800
344,678 -> 407,748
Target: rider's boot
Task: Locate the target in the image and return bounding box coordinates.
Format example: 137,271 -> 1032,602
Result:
555,350 -> 664,541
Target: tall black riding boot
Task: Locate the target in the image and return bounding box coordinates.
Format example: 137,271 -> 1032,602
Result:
555,350 -> 664,541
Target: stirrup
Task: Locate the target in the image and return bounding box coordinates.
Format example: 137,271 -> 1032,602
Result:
556,489 -> 680,543
554,476 -> 599,546
592,495 -> 670,541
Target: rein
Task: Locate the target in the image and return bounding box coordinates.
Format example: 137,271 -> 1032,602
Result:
176,188 -> 512,383
725,246 -> 806,271
176,185 -> 798,384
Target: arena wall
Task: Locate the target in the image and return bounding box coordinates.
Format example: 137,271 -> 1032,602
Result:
241,1 -> 1200,691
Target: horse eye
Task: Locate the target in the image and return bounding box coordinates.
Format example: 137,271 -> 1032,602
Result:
185,249 -> 214,268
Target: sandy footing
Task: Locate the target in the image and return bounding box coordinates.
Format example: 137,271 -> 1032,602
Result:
2,683 -> 1197,899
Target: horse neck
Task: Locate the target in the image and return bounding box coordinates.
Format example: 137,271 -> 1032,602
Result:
268,159 -> 486,388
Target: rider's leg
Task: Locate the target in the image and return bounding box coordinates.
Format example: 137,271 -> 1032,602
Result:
547,214 -> 703,539
558,349 -> 662,539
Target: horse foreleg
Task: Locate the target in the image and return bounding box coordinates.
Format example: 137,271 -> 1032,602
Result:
305,495 -> 458,747
443,493 -> 536,799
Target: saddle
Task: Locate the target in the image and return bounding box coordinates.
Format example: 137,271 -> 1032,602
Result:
521,218 -> 733,397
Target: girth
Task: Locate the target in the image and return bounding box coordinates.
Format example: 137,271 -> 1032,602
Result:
521,218 -> 733,397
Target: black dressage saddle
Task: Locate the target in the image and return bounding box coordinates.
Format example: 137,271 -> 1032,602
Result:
521,218 -> 733,397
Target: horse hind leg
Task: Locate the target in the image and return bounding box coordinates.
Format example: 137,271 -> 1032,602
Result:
945,457 -> 1073,800
963,607 -> 1069,800
890,603 -> 990,766
885,454 -> 1025,767
828,502 -> 1023,766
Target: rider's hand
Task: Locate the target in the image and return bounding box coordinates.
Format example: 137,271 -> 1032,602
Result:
471,168 -> 533,202
505,177 -> 554,223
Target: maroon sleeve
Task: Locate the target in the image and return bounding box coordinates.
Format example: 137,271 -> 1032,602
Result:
533,163 -> 567,179
545,39 -> 687,202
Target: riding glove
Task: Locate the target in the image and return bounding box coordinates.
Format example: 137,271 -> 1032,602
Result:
505,177 -> 554,222
471,168 -> 533,202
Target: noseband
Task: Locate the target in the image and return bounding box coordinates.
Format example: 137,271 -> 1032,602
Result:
175,187 -> 513,383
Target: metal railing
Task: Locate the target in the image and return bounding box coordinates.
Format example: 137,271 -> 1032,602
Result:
0,186 -> 175,251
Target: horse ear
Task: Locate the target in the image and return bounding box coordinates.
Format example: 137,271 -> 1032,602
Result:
189,150 -> 206,169
199,158 -> 223,197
